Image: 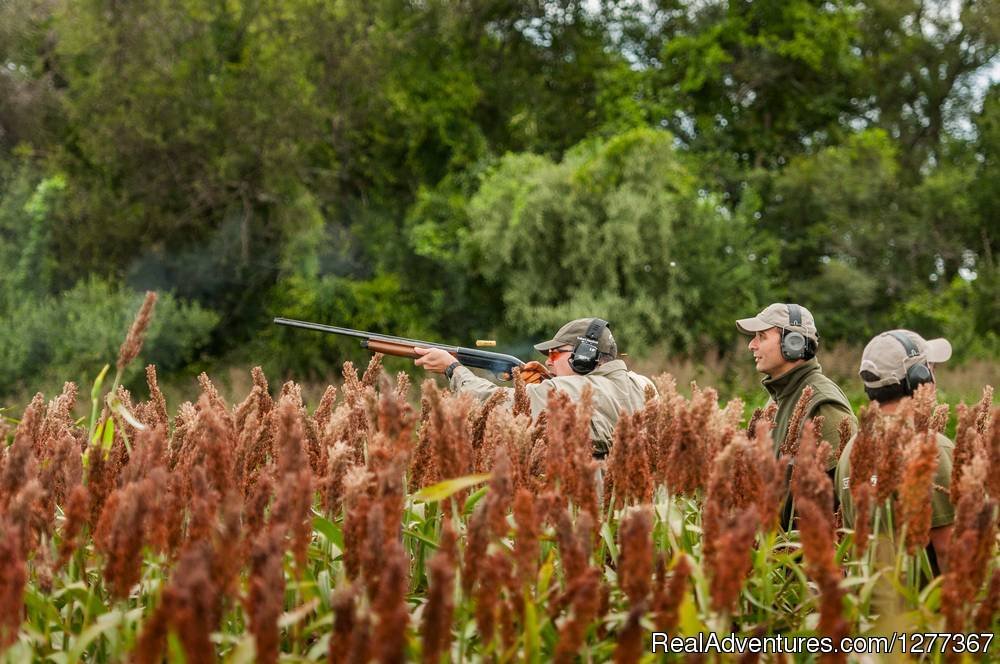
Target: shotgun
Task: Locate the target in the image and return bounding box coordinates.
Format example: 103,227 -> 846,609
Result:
273,317 -> 525,380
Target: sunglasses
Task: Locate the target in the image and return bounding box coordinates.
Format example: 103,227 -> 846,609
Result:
547,347 -> 574,359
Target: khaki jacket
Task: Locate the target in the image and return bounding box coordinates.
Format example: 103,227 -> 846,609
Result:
450,359 -> 656,456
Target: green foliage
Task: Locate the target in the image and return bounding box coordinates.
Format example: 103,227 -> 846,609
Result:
855,0 -> 1000,173
399,170 -> 505,340
0,0 -> 995,395
764,129 -> 901,279
789,258 -> 881,342
893,275 -> 1000,360
651,0 -> 863,170
14,173 -> 65,297
974,85 -> 1000,224
464,128 -> 772,353
0,277 -> 218,400
47,0 -> 319,298
259,273 -> 430,380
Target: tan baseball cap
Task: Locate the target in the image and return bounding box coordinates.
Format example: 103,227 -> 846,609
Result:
858,329 -> 952,388
533,318 -> 617,357
735,303 -> 819,344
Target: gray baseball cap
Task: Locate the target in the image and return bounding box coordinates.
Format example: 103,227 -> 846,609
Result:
859,330 -> 952,388
533,318 -> 617,357
735,303 -> 819,344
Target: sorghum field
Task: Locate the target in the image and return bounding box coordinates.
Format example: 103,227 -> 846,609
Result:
1,294 -> 998,663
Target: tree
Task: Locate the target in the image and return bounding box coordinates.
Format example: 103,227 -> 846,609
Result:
462,128 -> 772,353
640,0 -> 864,176
855,0 -> 1000,175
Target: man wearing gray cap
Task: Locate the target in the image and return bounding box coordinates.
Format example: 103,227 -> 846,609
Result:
835,329 -> 955,572
736,303 -> 857,466
414,318 -> 656,457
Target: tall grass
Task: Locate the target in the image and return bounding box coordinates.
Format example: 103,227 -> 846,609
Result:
0,299 -> 997,662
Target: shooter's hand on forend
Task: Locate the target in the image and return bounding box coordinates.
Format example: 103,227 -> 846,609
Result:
518,360 -> 552,384
413,347 -> 458,374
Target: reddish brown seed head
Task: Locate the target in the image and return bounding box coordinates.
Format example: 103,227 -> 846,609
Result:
951,403 -> 986,506
791,422 -> 834,528
371,540 -> 410,663
472,390 -> 508,473
606,410 -> 652,509
618,507 -> 654,606
96,481 -> 151,598
780,385 -> 815,458
117,291 -> 158,372
360,353 -> 384,388
57,484 -> 90,568
898,431 -> 940,553
322,442 -> 355,518
144,365 -> 170,431
553,566 -> 602,663
421,520 -> 457,664
245,528 -> 285,664
652,554 -> 692,634
513,487 -> 541,588
706,507 -> 758,613
0,518 -> 27,649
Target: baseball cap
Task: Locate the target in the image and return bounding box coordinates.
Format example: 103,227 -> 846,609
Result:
533,318 -> 617,357
858,330 -> 952,388
735,303 -> 819,344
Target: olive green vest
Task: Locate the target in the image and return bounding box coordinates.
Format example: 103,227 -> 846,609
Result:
836,431 -> 956,531
761,358 -> 856,455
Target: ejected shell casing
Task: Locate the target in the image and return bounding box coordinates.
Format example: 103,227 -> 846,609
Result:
475,340 -> 497,347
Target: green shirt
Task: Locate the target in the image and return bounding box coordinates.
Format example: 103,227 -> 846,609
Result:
450,359 -> 656,456
761,358 -> 858,469
836,430 -> 955,530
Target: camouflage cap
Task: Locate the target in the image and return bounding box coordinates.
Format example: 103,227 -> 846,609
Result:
533,318 -> 617,357
859,329 -> 952,388
735,303 -> 819,344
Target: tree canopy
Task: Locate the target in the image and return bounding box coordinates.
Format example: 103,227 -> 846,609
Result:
0,0 -> 996,397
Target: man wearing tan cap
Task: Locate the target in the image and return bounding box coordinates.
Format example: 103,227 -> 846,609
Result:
836,329 -> 955,572
414,318 -> 656,457
736,303 -> 857,465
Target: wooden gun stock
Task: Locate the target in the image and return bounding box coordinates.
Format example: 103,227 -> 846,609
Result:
364,339 -> 420,358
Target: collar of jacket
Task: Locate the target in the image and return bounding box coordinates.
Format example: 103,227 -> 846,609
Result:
590,359 -> 627,376
761,357 -> 823,401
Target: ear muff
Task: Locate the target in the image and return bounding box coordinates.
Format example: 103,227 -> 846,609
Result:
887,331 -> 933,394
780,304 -> 810,361
569,318 -> 609,375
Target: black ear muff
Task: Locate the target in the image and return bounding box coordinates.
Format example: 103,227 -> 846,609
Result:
569,318 -> 609,375
887,331 -> 933,394
780,304 -> 808,361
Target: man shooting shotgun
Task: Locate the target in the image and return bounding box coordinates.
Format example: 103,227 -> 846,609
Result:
275,316 -> 654,456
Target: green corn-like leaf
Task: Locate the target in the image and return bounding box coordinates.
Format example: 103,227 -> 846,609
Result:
312,516 -> 343,549
537,549 -> 556,597
100,417 -> 115,452
522,587 -> 540,664
412,473 -> 491,503
462,486 -> 489,514
86,364 -> 110,443
67,609 -> 124,662
678,590 -> 707,636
